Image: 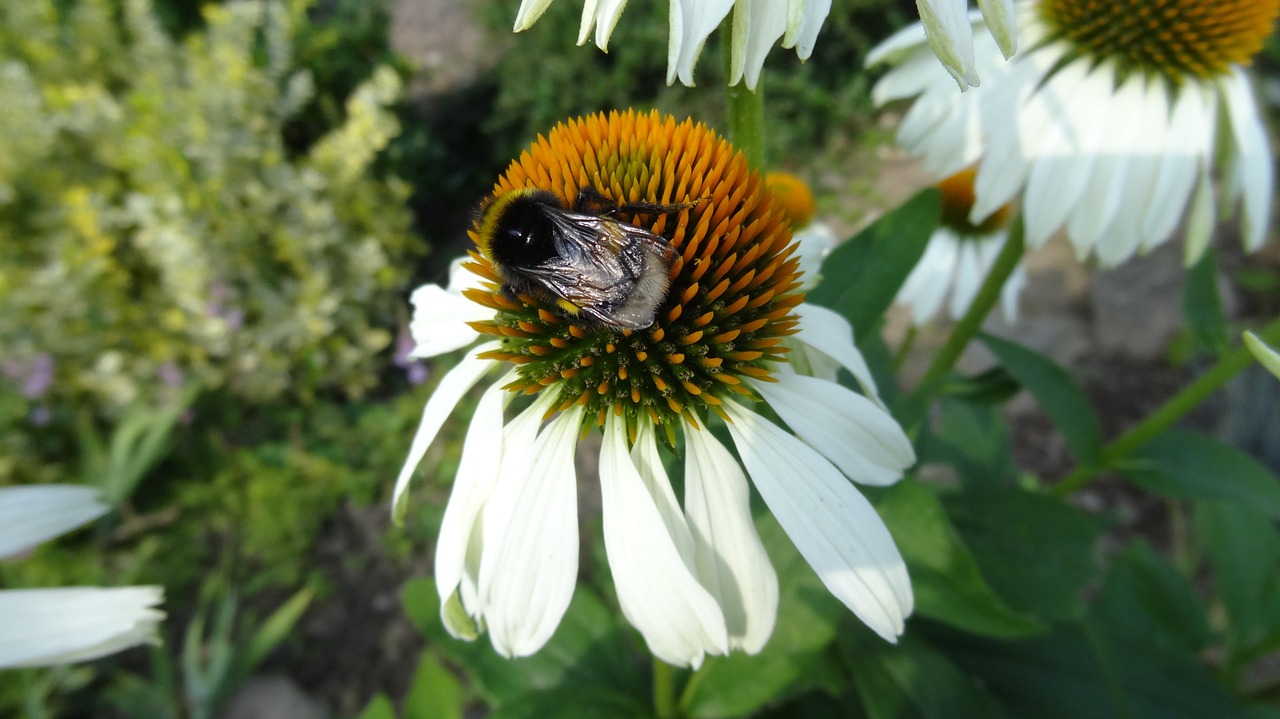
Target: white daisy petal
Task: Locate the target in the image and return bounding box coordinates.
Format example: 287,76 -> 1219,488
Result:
723,399 -> 912,642
630,422 -> 696,564
408,261 -> 491,359
1142,80 -> 1214,249
948,239 -> 985,320
1183,164 -> 1217,265
478,404 -> 584,657
787,0 -> 831,59
669,0 -> 735,86
683,418 -> 778,653
792,303 -> 880,400
752,373 -> 914,486
731,0 -> 788,91
1219,69 -> 1273,252
392,340 -> 502,524
899,230 -> 959,325
513,0 -> 555,32
599,416 -> 727,667
915,0 -> 980,88
975,0 -> 1016,58
434,373 -> 514,636
0,486 -> 109,559
0,587 -> 164,668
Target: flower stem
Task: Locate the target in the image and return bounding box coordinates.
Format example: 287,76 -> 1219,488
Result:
900,218 -> 1026,428
1053,315 -> 1280,495
893,325 -> 919,374
723,31 -> 765,169
653,658 -> 677,719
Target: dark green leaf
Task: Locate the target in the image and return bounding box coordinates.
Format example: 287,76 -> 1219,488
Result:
401,579 -> 643,706
1183,248 -> 1228,353
944,486 -> 1100,621
403,650 -> 464,719
942,366 -> 1022,405
872,482 -> 1044,638
486,688 -> 648,719
1091,543 -> 1211,655
682,515 -> 844,718
841,629 -> 1007,719
918,399 -> 1016,489
1195,500 -> 1280,655
979,333 -> 1102,464
807,188 -> 940,333
1125,430 -> 1280,517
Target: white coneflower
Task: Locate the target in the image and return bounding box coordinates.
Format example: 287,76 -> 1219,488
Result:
513,0 -> 1014,91
896,168 -> 1024,325
0,485 -> 164,668
870,0 -> 1276,267
394,110 -> 915,667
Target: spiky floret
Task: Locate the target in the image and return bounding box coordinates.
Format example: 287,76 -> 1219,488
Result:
1040,0 -> 1280,82
463,110 -> 803,442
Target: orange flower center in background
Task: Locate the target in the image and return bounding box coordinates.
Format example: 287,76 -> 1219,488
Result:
463,110 -> 803,441
764,171 -> 817,229
937,168 -> 1010,236
1041,0 -> 1280,80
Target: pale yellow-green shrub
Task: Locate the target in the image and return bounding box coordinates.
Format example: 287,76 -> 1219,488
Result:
0,0 -> 421,430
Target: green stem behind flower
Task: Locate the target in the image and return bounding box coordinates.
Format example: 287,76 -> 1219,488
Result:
899,218 -> 1027,429
653,658 -> 677,718
1054,315 -> 1280,495
723,33 -> 765,169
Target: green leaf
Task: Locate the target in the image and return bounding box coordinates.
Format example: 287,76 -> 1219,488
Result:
1195,500 -> 1280,655
401,579 -> 643,707
1091,543 -> 1211,655
487,688 -> 648,719
918,399 -> 1016,489
354,694 -> 396,719
1183,248 -> 1228,353
841,630 -> 1007,719
242,586 -> 314,673
942,366 -> 1021,405
682,515 -> 844,718
944,486 -> 1100,621
1125,430 -> 1280,516
979,333 -> 1103,464
873,481 -> 1044,638
807,188 -> 940,333
403,650 -> 463,719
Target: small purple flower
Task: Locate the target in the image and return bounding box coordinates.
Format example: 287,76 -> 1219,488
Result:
158,362 -> 184,389
3,353 -> 54,400
394,326 -> 427,386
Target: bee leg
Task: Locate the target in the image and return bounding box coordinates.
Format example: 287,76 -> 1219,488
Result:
574,186 -> 705,218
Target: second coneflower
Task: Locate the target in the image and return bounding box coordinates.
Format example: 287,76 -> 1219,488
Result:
394,110 -> 915,667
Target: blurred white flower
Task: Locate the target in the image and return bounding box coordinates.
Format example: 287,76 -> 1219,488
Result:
514,0 -> 1013,91
896,168 -> 1024,325
870,0 -> 1275,267
0,485 -> 164,668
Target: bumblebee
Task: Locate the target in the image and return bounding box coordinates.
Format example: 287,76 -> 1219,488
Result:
474,186 -> 696,330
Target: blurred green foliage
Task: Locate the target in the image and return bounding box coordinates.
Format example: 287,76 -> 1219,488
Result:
0,0 -> 422,479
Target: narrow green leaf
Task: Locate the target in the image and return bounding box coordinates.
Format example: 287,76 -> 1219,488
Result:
1092,543 -> 1211,655
873,482 -> 1044,638
979,333 -> 1103,464
918,399 -> 1016,489
403,650 -> 464,719
806,188 -> 940,334
1183,248 -> 1228,353
944,486 -> 1100,621
942,366 -> 1021,405
243,586 -> 313,672
682,515 -> 844,718
841,630 -> 1007,719
1125,430 -> 1280,517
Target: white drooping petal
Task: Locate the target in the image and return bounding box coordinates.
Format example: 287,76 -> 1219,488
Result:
668,0 -> 735,86
1244,331 -> 1280,380
1219,69 -> 1273,253
975,0 -> 1016,58
1142,79 -> 1212,251
1183,163 -> 1217,265
683,419 -> 778,653
434,373 -> 514,638
513,0 -> 555,31
792,221 -> 837,290
731,0 -> 788,91
782,0 -> 831,60
723,399 -> 912,642
393,340 -> 502,523
478,404 -> 583,657
630,422 -> 696,565
793,303 -> 880,401
579,0 -> 630,50
915,0 -> 979,88
0,486 -> 109,559
599,416 -> 728,667
407,260 -> 491,359
0,587 -> 164,668
753,373 -> 914,486
897,229 -> 959,325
